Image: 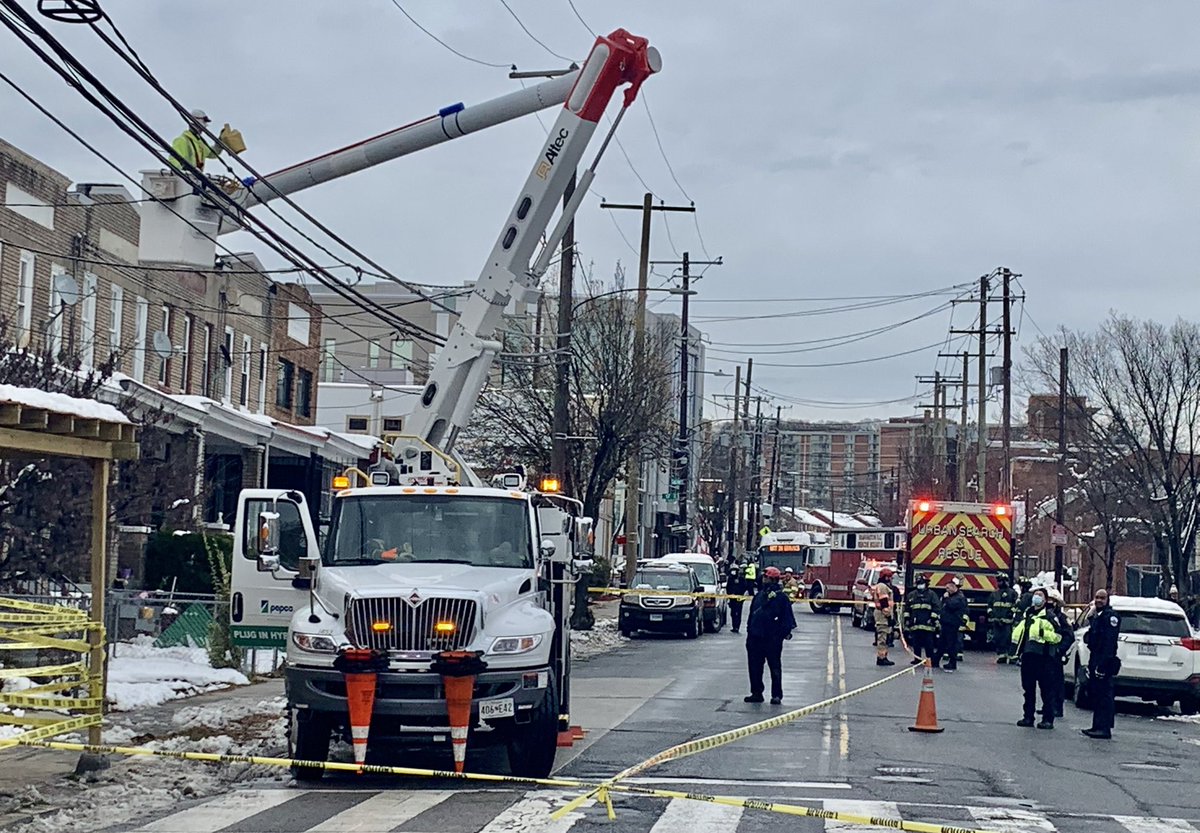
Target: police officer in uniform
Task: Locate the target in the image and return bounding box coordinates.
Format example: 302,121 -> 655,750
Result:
988,574 -> 1019,664
873,569 -> 897,666
1083,589 -> 1121,739
935,577 -> 968,672
902,572 -> 941,664
744,566 -> 797,705
726,562 -> 749,634
1012,587 -> 1062,729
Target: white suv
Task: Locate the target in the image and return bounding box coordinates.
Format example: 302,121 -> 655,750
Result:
1064,595 -> 1200,715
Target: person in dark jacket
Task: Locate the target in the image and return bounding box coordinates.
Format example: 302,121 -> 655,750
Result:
1083,589 -> 1122,739
902,573 -> 941,664
987,574 -> 1019,664
726,565 -> 749,634
1044,587 -> 1074,718
1012,588 -> 1063,729
934,578 -> 968,672
1015,577 -> 1034,617
744,566 -> 797,705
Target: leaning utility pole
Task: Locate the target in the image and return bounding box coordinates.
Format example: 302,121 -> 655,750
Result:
1001,268 -> 1013,503
602,194 -> 694,581
550,172 -> 576,484
741,360 -> 754,552
1055,347 -> 1068,588
727,364 -> 742,558
977,274 -> 989,501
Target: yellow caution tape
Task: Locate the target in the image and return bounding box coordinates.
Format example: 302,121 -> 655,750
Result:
553,661 -> 917,820
0,596 -> 89,615
588,586 -> 843,604
13,739 -> 1000,833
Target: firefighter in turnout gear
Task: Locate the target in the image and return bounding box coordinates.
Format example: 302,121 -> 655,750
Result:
988,574 -> 1019,664
1012,588 -> 1063,729
874,568 -> 897,666
903,573 -> 941,664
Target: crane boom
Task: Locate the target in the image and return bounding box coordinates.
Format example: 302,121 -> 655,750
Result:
394,29 -> 660,469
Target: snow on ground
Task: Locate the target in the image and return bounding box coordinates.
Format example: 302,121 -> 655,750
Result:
571,616 -> 627,661
106,636 -> 249,711
1159,713 -> 1200,725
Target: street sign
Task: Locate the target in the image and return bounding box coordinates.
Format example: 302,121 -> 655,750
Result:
759,525 -> 771,538
1050,524 -> 1068,546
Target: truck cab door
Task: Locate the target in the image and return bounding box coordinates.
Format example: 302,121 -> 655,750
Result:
229,489 -> 318,649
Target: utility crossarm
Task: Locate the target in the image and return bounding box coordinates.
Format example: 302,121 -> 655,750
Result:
138,69 -> 582,263
391,29 -> 660,473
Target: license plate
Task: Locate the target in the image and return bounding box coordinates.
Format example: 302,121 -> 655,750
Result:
650,613 -> 663,622
479,698 -> 515,720
1137,644 -> 1158,656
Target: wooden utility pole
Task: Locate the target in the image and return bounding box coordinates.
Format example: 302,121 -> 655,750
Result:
960,352 -> 969,499
769,405 -> 783,512
977,274 -> 989,501
1055,347 -> 1068,587
602,194 -> 694,581
550,173 -> 576,483
727,364 -> 742,559
741,361 -> 754,551
1001,268 -> 1013,502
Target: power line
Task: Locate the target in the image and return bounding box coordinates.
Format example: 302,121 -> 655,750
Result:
692,283 -> 974,323
497,0 -> 575,62
715,339 -> 947,369
565,0 -> 596,36
387,0 -> 512,68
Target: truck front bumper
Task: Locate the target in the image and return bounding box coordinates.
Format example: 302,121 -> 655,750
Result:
286,664 -> 552,737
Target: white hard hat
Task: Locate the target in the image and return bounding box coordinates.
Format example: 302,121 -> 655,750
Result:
1047,587 -> 1064,603
784,566 -> 794,572
189,108 -> 211,123
951,576 -> 962,587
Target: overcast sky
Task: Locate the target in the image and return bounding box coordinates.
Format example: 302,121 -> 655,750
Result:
3,1 -> 1199,424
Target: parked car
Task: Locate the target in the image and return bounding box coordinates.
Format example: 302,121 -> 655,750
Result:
618,563 -> 704,639
1064,595 -> 1200,715
851,560 -> 901,630
650,553 -> 727,633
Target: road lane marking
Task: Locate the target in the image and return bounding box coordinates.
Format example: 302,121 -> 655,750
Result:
824,799 -> 902,831
307,790 -> 452,832
648,796 -> 743,831
968,806 -> 1056,832
479,794 -> 581,833
821,616 -> 836,777
615,776 -> 852,790
835,616 -> 849,765
1113,818 -> 1200,833
135,788 -> 295,832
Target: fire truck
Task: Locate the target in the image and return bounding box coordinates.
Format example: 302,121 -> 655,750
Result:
217,29 -> 661,780
758,527 -> 906,614
902,499 -> 1015,645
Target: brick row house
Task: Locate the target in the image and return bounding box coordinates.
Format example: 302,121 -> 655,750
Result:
0,137 -> 371,584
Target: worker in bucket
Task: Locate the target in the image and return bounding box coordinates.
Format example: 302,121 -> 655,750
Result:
743,566 -> 796,705
169,108 -> 240,173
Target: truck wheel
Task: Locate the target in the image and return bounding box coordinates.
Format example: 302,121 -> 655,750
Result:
1073,662 -> 1092,710
507,678 -> 558,779
1179,696 -> 1200,716
808,588 -> 825,614
288,708 -> 332,783
687,612 -> 702,639
851,609 -> 861,628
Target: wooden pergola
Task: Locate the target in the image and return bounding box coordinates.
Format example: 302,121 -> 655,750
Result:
0,390 -> 138,745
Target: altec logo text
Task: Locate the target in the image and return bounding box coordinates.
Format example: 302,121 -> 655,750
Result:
544,128 -> 570,166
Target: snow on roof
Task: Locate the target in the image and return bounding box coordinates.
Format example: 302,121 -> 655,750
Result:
1108,595 -> 1188,616
780,507 -> 830,529
0,383 -> 129,424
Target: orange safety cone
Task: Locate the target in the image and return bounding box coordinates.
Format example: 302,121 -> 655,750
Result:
908,658 -> 945,733
432,651 -> 488,774
333,648 -> 389,768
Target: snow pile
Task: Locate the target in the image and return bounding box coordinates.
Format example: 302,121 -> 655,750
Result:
0,383 -> 129,424
107,636 -> 249,711
571,617 -> 626,661
1159,713 -> 1200,725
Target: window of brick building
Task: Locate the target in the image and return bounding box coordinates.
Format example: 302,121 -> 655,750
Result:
296,369 -> 313,418
321,338 -> 337,383
201,323 -> 213,397
240,334 -> 252,406
16,251 -> 35,347
180,315 -> 193,393
133,296 -> 148,381
257,343 -> 267,413
367,340 -> 380,369
108,283 -> 124,368
158,305 -> 172,386
80,273 -> 97,368
276,358 -> 294,409
346,416 -> 369,433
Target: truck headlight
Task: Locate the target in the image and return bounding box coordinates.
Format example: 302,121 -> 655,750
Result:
292,633 -> 338,653
673,596 -> 696,608
488,635 -> 543,655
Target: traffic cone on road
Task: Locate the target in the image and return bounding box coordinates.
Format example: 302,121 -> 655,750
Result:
908,659 -> 945,733
433,651 -> 488,774
333,648 -> 389,768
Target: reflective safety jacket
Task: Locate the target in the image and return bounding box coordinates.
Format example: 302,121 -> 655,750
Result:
987,587 -> 1019,625
743,562 -> 758,582
873,582 -> 893,611
170,129 -> 218,171
1011,608 -> 1063,657
902,587 -> 941,633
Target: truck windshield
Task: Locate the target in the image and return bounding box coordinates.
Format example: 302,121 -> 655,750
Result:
326,495 -> 533,568
633,571 -> 691,591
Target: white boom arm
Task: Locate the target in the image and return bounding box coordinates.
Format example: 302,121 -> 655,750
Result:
395,29 -> 660,464
137,72 -> 581,264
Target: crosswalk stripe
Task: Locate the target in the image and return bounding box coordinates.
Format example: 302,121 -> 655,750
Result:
307,790 -> 453,832
134,788 -> 295,832
822,799 -> 902,831
968,806 -> 1056,832
648,796 -> 743,831
1113,817 -> 1200,833
479,794 -> 583,832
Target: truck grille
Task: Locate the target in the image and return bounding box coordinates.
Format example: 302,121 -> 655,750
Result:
642,596 -> 673,609
345,596 -> 478,653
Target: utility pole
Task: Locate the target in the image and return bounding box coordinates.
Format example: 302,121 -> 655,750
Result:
1001,268 -> 1014,503
918,370 -> 965,499
550,172 -> 576,484
769,405 -> 783,513
960,352 -> 969,499
727,364 -> 742,559
651,252 -> 721,552
977,274 -> 989,502
1055,347 -> 1068,588
741,360 -> 754,552
602,194 -> 694,581
747,395 -> 764,550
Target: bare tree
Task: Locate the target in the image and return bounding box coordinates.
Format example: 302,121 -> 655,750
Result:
1024,315 -> 1200,592
464,283 -> 677,522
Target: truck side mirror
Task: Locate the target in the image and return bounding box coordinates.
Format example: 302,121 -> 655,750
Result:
540,539 -> 557,559
576,517 -> 595,554
257,510 -> 281,572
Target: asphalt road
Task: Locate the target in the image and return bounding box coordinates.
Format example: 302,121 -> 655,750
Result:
104,607 -> 1200,832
